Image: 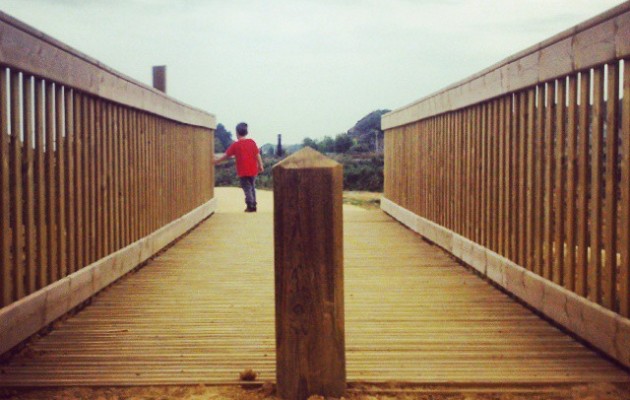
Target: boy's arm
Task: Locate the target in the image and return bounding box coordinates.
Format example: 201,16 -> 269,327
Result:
257,154 -> 264,173
213,153 -> 231,165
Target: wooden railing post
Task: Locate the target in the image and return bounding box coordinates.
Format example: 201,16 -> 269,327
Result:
152,65 -> 166,93
273,147 -> 345,400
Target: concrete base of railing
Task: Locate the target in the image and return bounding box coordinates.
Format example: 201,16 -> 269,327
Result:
0,197 -> 217,356
381,196 -> 630,369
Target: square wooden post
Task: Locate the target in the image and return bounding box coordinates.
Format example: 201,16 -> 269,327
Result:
273,147 -> 346,400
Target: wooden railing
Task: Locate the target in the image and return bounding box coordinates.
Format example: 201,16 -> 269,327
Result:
0,11 -> 216,309
382,3 -> 629,367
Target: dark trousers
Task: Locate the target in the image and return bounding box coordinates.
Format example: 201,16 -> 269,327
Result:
240,176 -> 257,209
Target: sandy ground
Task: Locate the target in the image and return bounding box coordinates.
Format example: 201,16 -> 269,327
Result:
215,187 -> 368,213
2,382 -> 629,400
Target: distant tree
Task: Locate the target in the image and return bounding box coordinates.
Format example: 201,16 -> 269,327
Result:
214,123 -> 234,153
349,142 -> 370,153
334,133 -> 353,153
320,136 -> 335,153
302,137 -> 320,151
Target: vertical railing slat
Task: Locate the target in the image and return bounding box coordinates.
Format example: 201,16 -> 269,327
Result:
621,60 -> 630,317
23,76 -> 36,293
55,84 -> 66,280
45,81 -> 57,284
73,92 -> 84,272
1,68 -> 12,306
543,83 -> 555,281
603,63 -> 619,310
554,78 -> 566,285
565,75 -> 578,290
10,70 -> 25,299
64,89 -> 75,275
34,79 -> 47,289
576,72 -> 590,297
590,67 -> 604,303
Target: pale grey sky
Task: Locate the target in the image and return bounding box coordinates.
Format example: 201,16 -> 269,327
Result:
0,0 -> 625,145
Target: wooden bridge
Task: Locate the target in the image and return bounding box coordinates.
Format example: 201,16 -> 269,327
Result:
1,3 -> 630,397
0,188 -> 628,387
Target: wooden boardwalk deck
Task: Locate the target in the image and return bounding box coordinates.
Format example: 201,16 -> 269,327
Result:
0,189 -> 628,387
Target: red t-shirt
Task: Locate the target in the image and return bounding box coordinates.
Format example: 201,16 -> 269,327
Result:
225,138 -> 260,177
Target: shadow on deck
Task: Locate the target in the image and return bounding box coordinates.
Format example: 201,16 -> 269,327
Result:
0,188 -> 628,387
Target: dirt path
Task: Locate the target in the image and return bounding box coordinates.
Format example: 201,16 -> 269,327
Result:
2,382 -> 630,400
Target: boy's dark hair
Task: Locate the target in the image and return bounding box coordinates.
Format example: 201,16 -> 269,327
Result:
236,122 -> 248,136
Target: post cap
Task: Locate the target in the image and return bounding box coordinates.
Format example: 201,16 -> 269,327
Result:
273,147 -> 340,170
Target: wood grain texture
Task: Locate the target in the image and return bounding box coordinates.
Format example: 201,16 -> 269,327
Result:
10,70 -> 24,300
273,148 -> 345,400
1,192 -> 627,386
590,68 -> 604,304
23,75 -> 37,293
622,60 -> 630,318
603,63 -> 618,310
0,68 -> 11,306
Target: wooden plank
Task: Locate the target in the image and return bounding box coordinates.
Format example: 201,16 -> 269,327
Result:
589,67 -> 604,304
45,81 -> 57,284
81,94 -> 91,268
125,108 -> 133,244
10,70 -> 25,300
518,93 -> 528,267
22,75 -> 37,294
106,103 -> 116,250
0,68 -> 12,306
55,84 -> 67,280
114,105 -> 122,246
602,63 -> 619,310
505,95 -> 513,259
554,78 -> 566,285
509,92 -> 527,266
576,72 -> 590,296
621,59 -> 630,317
534,84 -> 545,276
112,104 -> 121,250
94,99 -> 103,261
544,82 -> 555,282
73,92 -> 84,272
34,79 -> 47,289
65,89 -> 76,275
0,12 -> 216,129
565,75 -> 578,290
88,97 -> 97,264
489,100 -> 498,252
526,89 -> 536,271
476,105 -> 481,245
130,111 -> 138,243
484,104 -> 491,249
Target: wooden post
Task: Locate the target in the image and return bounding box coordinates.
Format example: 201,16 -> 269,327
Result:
273,147 -> 345,400
152,65 -> 166,93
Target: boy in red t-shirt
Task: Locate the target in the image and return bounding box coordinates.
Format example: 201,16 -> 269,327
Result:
214,122 -> 264,212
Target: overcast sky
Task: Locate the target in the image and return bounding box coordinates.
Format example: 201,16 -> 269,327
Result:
0,0 -> 625,145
